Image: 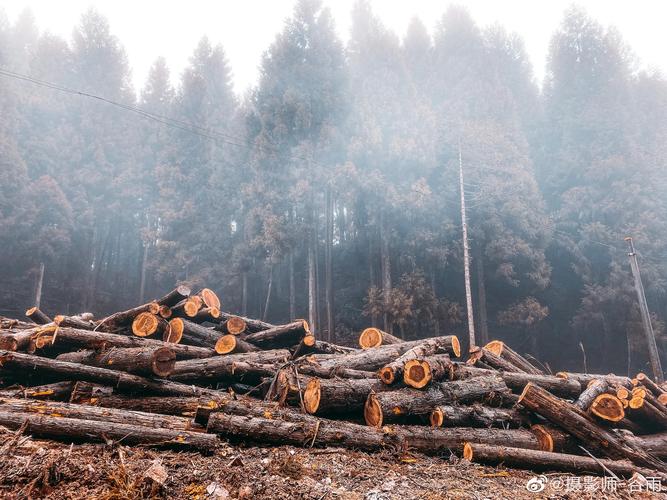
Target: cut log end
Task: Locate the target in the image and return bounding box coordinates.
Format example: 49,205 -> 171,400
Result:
215,335 -> 237,355
302,334 -> 316,347
403,359 -> 432,389
152,347 -> 177,377
132,312 -> 159,337
225,316 -> 246,335
164,320 -> 182,344
303,378 -> 321,414
591,394 -> 625,422
530,424 -> 554,452
450,336 -> 461,358
484,340 -> 504,357
462,442 -> 474,461
658,394 -> 667,405
184,298 -> 202,317
429,407 -> 444,428
359,328 -> 383,349
616,387 -> 630,400
363,393 -> 382,427
378,366 -> 395,385
159,305 -> 172,319
147,302 -> 160,315
518,382 -> 533,404
199,288 -> 221,310
628,396 -> 644,410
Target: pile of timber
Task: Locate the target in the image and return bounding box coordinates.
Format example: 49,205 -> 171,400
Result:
0,298 -> 666,483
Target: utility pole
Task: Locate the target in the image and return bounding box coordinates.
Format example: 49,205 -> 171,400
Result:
625,237 -> 663,383
459,145 -> 475,349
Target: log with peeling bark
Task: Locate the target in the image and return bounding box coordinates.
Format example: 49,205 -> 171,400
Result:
555,371 -> 631,387
429,403 -> 531,429
25,307 -> 52,325
0,410 -> 218,451
0,328 -> 37,352
0,381 -> 76,401
41,326 -> 216,359
574,378 -> 611,410
157,285 -> 192,307
242,320 -> 312,349
207,411 -> 549,454
378,336 -> 460,386
56,346 -> 176,377
54,314 -> 97,330
468,346 -> 523,373
518,382 -> 666,471
99,301 -> 160,330
0,350 -> 224,398
364,377 -> 512,427
449,363 -> 582,398
0,397 -> 204,432
294,363 -> 374,380
214,334 -> 259,355
483,340 -> 544,375
463,443 -> 666,480
166,318 -> 221,348
358,327 -> 402,349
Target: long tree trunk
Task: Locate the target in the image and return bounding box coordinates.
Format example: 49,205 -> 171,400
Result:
474,244 -> 488,345
325,184 -> 334,342
262,263 -> 273,322
241,271 -> 248,317
308,204 -> 317,332
34,261 -> 45,309
380,211 -> 392,334
138,235 -> 149,304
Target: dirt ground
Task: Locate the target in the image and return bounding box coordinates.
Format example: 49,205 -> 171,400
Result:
0,427 -> 662,499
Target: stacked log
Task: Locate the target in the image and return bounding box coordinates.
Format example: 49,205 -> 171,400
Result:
1,295 -> 665,481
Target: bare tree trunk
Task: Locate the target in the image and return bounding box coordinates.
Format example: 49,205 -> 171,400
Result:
380,212 -> 392,335
241,271 -> 248,317
262,263 -> 273,322
289,249 -> 295,320
369,231 -> 378,327
34,262 -> 45,309
308,205 -> 317,333
325,185 -> 334,342
475,244 -> 489,345
139,239 -> 149,304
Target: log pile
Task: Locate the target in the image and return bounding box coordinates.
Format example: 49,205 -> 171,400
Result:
0,295 -> 665,482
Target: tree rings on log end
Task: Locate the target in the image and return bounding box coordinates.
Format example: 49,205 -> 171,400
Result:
378,366 -> 395,385
403,359 -> 431,389
152,347 -> 176,377
364,392 -> 382,427
359,328 -> 383,349
303,378 -> 321,414
450,336 -> 461,358
165,318 -> 184,344
215,335 -> 237,355
159,305 -> 172,319
132,313 -> 160,337
199,288 -> 221,310
484,340 -> 504,357
225,316 -> 246,335
590,394 -> 625,422
429,407 -> 444,427
658,394 -> 667,405
302,334 -> 316,347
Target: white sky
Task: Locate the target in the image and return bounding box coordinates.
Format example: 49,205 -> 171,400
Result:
1,0 -> 665,95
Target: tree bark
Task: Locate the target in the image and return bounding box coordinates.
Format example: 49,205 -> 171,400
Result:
25,307 -> 52,325
378,336 -> 461,385
468,346 -> 524,373
169,350 -> 288,382
300,377 -> 387,415
217,312 -> 274,333
166,318 -> 221,348
365,377 -> 512,427
403,354 -> 453,389
430,403 -> 531,428
0,381 -> 75,401
56,346 -> 176,378
518,382 -> 666,471
242,320 -> 312,349
214,335 -> 259,355
99,302 -> 160,330
484,341 -> 543,375
0,410 -> 218,451
463,443 -> 665,480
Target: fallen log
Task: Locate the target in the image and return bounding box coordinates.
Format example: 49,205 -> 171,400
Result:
294,340 -> 357,356
0,329 -> 36,352
42,326 -> 216,359
449,363 -> 581,398
215,316 -> 247,335
171,296 -> 203,318
0,398 -> 204,432
463,443 -> 666,480
56,346 -> 176,377
484,340 -> 544,374
0,350 -> 224,398
637,373 -> 667,399
467,346 -> 523,373
217,312 -> 273,333
589,393 -> 625,422
214,335 -> 259,355
191,307 -> 221,324
131,313 -> 169,337
25,307 -> 52,325
198,288 -> 221,310
295,364 -> 374,380
378,336 -> 460,385
169,350 -> 288,381
358,327 -> 402,349
574,378 -> 612,410
0,381 -> 76,401
429,404 -> 531,429
166,318 -> 221,348
242,320 -> 312,349
99,302 -> 160,330
627,396 -> 667,429
54,315 -> 96,331
556,371 -> 631,387
157,285 -> 192,307
301,377 -> 387,415
0,410 -> 218,451
403,354 -> 452,389
365,377 -> 511,427
518,382 -> 666,471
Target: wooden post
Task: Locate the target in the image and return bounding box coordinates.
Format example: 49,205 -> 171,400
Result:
625,237 -> 664,383
459,145 -> 475,348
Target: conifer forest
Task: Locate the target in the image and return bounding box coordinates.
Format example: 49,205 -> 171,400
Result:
1,1 -> 666,378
